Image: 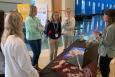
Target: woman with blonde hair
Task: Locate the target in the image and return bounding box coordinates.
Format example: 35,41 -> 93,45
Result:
1,11 -> 39,77
46,12 -> 61,61
25,5 -> 44,70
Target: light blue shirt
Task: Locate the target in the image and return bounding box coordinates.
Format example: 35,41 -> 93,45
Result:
25,16 -> 44,40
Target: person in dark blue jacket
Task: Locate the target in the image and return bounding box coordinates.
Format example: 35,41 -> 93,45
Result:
46,12 -> 61,61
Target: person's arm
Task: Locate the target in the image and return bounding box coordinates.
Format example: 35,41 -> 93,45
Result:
68,17 -> 75,30
62,18 -> 75,31
13,40 -> 39,77
93,31 -> 101,43
46,22 -> 52,36
58,23 -> 62,36
36,18 -> 44,32
102,26 -> 115,47
61,18 -> 68,29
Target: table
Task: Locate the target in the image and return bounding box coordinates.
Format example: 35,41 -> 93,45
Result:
40,40 -> 99,77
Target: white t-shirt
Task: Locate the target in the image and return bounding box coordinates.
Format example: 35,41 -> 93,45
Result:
1,35 -> 39,77
62,17 -> 75,36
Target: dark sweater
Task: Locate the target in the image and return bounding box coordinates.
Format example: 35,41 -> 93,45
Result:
46,22 -> 61,39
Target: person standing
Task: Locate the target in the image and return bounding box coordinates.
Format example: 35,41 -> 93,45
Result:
62,8 -> 75,48
0,10 -> 5,77
95,9 -> 115,77
25,5 -> 44,70
1,11 -> 39,77
46,12 -> 61,61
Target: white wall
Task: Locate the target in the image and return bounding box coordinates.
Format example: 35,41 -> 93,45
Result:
35,0 -> 52,18
0,0 -> 32,12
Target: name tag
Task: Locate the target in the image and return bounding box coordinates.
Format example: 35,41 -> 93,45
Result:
55,34 -> 58,37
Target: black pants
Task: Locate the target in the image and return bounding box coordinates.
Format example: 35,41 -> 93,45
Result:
0,74 -> 4,77
99,56 -> 112,77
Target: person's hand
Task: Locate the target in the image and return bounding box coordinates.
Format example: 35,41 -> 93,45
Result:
93,30 -> 101,42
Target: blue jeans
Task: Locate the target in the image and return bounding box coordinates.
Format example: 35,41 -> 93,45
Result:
28,39 -> 41,66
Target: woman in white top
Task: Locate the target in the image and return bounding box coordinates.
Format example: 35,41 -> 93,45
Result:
62,8 -> 75,48
1,11 -> 39,77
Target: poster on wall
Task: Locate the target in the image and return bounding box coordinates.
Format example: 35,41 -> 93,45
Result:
35,4 -> 48,27
17,4 -> 30,22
